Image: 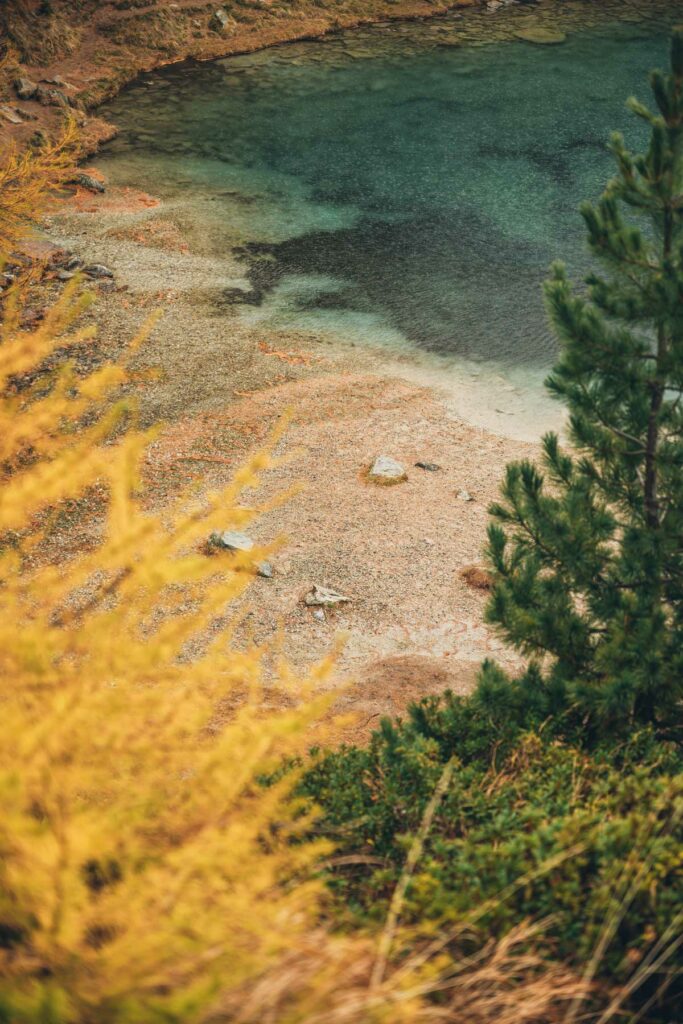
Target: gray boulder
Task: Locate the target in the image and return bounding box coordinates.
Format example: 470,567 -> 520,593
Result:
209,9 -> 231,33
35,85 -> 70,108
14,77 -> 37,100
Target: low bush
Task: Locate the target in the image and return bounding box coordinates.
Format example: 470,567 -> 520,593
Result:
302,697 -> 683,1020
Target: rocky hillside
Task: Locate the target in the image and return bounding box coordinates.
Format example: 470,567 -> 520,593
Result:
0,0 -> 481,154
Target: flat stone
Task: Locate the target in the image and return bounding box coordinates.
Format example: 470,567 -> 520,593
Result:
208,530 -> 273,578
1,104 -> 36,122
514,27 -> 567,45
368,455 -> 407,485
415,461 -> 441,472
304,585 -> 351,608
457,489 -> 474,502
210,529 -> 253,553
0,105 -> 23,125
83,264 -> 114,279
42,75 -> 71,88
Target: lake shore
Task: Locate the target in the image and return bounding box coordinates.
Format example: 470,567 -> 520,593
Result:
1,0 -> 486,157
47,176 -> 535,738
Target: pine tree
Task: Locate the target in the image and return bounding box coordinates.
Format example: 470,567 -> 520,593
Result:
480,30 -> 683,736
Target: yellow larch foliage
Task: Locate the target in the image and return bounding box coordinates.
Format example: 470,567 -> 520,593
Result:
0,272 -> 343,1022
0,119 -> 81,255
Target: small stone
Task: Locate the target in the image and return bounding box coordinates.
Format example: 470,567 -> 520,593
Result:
208,530 -> 272,578
368,455 -> 407,485
14,76 -> 37,100
457,489 -> 474,502
304,585 -> 351,608
66,257 -> 84,271
72,173 -> 105,194
57,270 -> 75,281
415,461 -> 441,472
311,608 -> 326,623
83,264 -> 114,279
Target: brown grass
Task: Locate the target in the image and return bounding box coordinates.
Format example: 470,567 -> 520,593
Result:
0,1 -> 83,64
217,923 -> 592,1024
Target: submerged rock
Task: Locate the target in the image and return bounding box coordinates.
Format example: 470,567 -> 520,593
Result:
514,27 -> 567,45
208,530 -> 273,578
368,455 -> 408,484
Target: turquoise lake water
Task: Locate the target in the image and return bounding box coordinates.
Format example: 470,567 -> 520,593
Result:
98,5 -> 683,376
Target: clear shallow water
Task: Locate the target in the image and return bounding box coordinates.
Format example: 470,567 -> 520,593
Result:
99,4 -> 683,378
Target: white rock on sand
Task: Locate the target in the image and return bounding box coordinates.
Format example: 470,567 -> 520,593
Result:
368,455 -> 408,484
